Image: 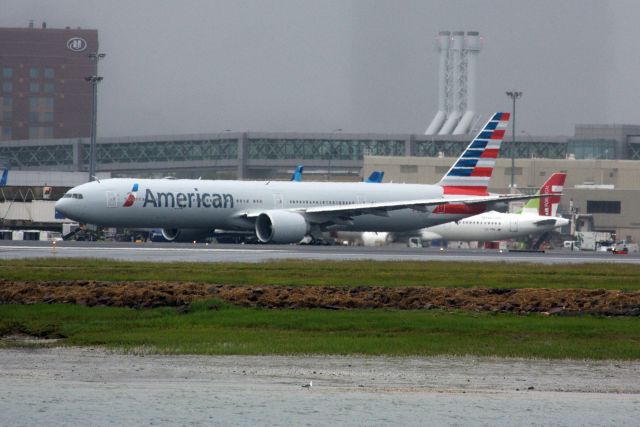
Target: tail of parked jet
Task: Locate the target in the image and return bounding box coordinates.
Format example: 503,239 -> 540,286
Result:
520,172 -> 566,217
365,171 -> 384,183
291,165 -> 304,182
0,166 -> 8,187
437,112 -> 510,195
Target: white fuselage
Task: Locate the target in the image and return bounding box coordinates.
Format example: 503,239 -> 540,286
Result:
420,210 -> 569,242
55,178 -> 485,233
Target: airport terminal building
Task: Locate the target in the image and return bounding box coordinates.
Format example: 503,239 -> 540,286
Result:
2,123 -> 640,241
1,23 -> 640,242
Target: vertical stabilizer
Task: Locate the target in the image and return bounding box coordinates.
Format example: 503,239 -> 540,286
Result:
365,171 -> 384,183
0,167 -> 8,187
291,165 -> 304,182
521,172 -> 566,216
437,112 -> 510,195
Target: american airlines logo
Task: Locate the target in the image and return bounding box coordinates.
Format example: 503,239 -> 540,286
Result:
143,189 -> 234,209
122,183 -> 139,207
66,37 -> 87,52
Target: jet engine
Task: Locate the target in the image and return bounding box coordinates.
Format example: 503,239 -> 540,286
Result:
255,211 -> 309,244
161,228 -> 211,242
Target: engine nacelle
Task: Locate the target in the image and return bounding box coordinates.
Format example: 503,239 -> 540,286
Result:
161,228 -> 211,242
255,211 -> 309,244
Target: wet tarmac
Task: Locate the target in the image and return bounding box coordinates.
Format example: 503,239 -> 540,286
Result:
1,241 -> 639,264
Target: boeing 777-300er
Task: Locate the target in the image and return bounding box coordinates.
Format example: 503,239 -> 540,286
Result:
419,172 -> 569,243
55,112 -> 550,243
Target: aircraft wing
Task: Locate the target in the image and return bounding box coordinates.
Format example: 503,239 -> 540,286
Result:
241,193 -> 556,220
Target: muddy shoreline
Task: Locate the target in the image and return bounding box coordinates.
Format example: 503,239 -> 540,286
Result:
2,280 -> 640,316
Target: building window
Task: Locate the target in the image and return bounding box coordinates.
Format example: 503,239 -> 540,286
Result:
29,112 -> 39,122
44,68 -> 55,79
30,82 -> 40,93
29,97 -> 54,109
1,126 -> 11,138
400,165 -> 418,173
29,67 -> 39,78
2,82 -> 12,93
2,111 -> 11,122
505,167 -> 523,176
2,67 -> 12,78
44,83 -> 55,93
28,126 -> 54,139
586,200 -> 621,214
43,112 -> 53,122
1,97 -> 11,108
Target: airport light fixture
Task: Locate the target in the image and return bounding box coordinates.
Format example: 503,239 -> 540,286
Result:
86,52 -> 106,182
327,128 -> 342,181
505,90 -> 523,191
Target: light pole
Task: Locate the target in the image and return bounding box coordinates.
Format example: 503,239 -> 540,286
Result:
86,52 -> 105,182
505,90 -> 523,191
327,128 -> 342,181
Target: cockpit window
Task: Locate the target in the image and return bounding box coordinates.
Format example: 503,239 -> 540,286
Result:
63,193 -> 84,199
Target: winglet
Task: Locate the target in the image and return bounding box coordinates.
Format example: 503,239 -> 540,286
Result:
438,112 -> 510,195
291,165 -> 304,182
365,171 -> 384,183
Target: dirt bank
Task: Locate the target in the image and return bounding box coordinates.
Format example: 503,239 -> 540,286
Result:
2,280 -> 640,315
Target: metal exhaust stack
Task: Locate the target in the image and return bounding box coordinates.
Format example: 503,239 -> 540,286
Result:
425,31 -> 451,135
453,32 -> 481,135
438,31 -> 464,135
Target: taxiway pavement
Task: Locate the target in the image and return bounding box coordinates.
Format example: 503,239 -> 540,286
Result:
1,241 -> 639,264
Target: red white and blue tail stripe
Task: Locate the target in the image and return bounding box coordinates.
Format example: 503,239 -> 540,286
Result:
437,112 -> 510,195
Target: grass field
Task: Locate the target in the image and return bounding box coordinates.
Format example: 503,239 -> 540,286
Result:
2,301 -> 640,359
2,258 -> 640,359
2,258 -> 640,289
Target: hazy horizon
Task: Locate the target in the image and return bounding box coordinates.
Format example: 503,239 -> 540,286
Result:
2,0 -> 639,138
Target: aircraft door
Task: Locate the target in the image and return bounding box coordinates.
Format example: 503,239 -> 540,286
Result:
509,217 -> 518,232
273,193 -> 284,209
106,191 -> 118,208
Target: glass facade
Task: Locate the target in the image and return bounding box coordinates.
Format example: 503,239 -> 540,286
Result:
587,200 -> 621,214
567,139 -> 616,159
247,138 -> 405,160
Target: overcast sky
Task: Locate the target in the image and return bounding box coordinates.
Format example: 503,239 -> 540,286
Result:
2,0 -> 639,137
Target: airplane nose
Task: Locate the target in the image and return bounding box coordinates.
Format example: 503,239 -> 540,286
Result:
55,198 -> 71,217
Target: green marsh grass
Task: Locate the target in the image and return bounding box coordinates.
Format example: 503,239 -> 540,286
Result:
1,301 -> 639,359
2,258 -> 640,290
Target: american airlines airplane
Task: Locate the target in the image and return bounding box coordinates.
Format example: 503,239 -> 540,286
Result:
55,112 -> 548,243
419,172 -> 569,243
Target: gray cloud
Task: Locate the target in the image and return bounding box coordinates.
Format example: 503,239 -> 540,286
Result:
1,0 -> 636,137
